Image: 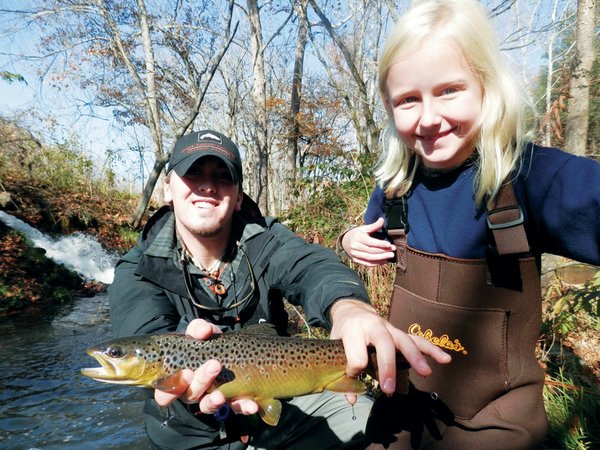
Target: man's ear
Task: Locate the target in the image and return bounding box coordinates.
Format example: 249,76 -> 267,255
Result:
235,189 -> 243,211
164,178 -> 172,203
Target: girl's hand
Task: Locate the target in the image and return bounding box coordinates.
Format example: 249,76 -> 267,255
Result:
341,218 -> 396,266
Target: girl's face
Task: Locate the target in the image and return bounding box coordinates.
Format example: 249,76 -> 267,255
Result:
384,38 -> 483,169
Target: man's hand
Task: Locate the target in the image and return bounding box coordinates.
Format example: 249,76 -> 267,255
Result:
329,299 -> 451,397
153,319 -> 259,416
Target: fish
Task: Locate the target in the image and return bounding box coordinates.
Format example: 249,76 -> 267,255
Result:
81,324 -> 410,426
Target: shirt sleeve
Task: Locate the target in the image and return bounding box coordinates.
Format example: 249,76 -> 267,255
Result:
522,146 -> 600,265
364,184 -> 386,225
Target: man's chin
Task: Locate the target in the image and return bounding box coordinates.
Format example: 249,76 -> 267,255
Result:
193,226 -> 224,238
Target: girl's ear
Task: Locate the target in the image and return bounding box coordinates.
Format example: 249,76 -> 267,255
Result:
383,96 -> 393,115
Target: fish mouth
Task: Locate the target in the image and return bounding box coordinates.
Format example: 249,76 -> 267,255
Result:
80,349 -> 120,381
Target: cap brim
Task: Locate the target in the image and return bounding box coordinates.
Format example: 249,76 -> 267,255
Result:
170,153 -> 241,185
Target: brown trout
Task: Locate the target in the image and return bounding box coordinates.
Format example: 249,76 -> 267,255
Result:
81,325 -> 409,426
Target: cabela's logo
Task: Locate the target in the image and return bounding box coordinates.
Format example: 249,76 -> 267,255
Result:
408,323 -> 467,355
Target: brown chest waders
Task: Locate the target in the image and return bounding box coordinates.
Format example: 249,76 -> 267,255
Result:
366,183 -> 548,449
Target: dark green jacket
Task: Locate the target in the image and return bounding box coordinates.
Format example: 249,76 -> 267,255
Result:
109,205 -> 369,336
107,205 -> 369,449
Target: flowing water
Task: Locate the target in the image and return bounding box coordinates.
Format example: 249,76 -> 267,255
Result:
0,212 -> 150,449
0,211 -> 116,284
0,294 -> 149,449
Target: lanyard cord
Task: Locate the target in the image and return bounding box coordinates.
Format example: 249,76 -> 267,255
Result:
182,245 -> 257,314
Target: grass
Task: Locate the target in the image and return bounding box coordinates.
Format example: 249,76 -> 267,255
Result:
543,368 -> 600,449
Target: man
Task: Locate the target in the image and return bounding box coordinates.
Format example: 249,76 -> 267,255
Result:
108,130 -> 448,449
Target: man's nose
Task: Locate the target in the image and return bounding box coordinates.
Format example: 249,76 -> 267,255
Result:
196,177 -> 217,193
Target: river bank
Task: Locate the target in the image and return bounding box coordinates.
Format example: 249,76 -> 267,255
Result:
0,173 -> 142,316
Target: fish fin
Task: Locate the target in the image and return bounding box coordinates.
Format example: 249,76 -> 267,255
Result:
152,372 -> 186,392
256,398 -> 282,426
237,323 -> 279,336
324,376 -> 366,394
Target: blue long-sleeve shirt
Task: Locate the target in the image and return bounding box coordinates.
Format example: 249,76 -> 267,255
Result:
365,143 -> 600,265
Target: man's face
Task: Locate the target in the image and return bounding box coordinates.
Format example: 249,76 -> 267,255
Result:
164,156 -> 243,239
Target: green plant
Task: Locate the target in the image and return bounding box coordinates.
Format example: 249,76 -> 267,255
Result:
543,368 -> 600,449
545,270 -> 600,336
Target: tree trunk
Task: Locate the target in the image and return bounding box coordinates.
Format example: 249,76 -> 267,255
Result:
129,156 -> 168,228
543,0 -> 560,147
246,0 -> 269,213
282,0 -> 308,212
564,0 -> 597,156
308,0 -> 380,154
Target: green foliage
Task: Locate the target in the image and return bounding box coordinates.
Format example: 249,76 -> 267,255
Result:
282,152 -> 376,245
543,369 -> 600,449
116,225 -> 140,250
0,71 -> 27,84
544,270 -> 600,336
281,151 -> 396,313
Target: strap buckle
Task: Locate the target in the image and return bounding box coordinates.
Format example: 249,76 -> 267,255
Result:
384,196 -> 409,232
486,205 -> 524,230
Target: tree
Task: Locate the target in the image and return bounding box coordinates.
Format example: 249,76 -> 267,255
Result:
2,0 -> 238,227
307,0 -> 387,155
283,0 -> 309,212
245,0 -> 270,213
564,0 -> 597,155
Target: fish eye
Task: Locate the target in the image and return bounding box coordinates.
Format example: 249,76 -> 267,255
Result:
107,346 -> 124,358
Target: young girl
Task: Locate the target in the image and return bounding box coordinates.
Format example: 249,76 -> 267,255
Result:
340,0 -> 600,448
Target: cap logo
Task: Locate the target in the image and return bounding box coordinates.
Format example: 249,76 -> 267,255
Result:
198,132 -> 222,145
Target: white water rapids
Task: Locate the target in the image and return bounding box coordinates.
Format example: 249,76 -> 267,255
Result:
0,210 -> 118,284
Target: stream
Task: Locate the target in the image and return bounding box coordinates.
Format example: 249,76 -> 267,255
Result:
0,294 -> 150,449
0,211 -> 150,449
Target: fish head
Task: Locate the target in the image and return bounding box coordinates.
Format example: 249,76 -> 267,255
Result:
81,336 -> 165,387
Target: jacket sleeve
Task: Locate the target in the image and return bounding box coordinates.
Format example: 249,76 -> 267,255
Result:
108,244 -> 180,337
262,221 -> 370,329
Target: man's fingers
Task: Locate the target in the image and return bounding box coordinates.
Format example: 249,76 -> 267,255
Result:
412,334 -> 452,365
186,319 -> 222,339
154,369 -> 194,406
198,390 -> 227,414
183,359 -> 222,404
230,398 -> 259,415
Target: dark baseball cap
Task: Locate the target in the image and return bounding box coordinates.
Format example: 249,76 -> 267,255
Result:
168,130 -> 243,184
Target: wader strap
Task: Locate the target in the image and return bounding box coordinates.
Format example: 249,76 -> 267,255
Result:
486,183 -> 529,255
388,229 -> 408,272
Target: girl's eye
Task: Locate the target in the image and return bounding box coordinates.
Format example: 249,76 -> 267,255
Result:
400,96 -> 418,105
442,87 -> 458,95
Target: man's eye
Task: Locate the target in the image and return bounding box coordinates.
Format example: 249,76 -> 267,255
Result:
215,173 -> 233,183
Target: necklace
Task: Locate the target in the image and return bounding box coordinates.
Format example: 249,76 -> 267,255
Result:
189,250 -> 226,278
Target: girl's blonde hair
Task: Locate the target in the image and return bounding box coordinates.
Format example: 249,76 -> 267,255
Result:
376,0 -> 527,207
